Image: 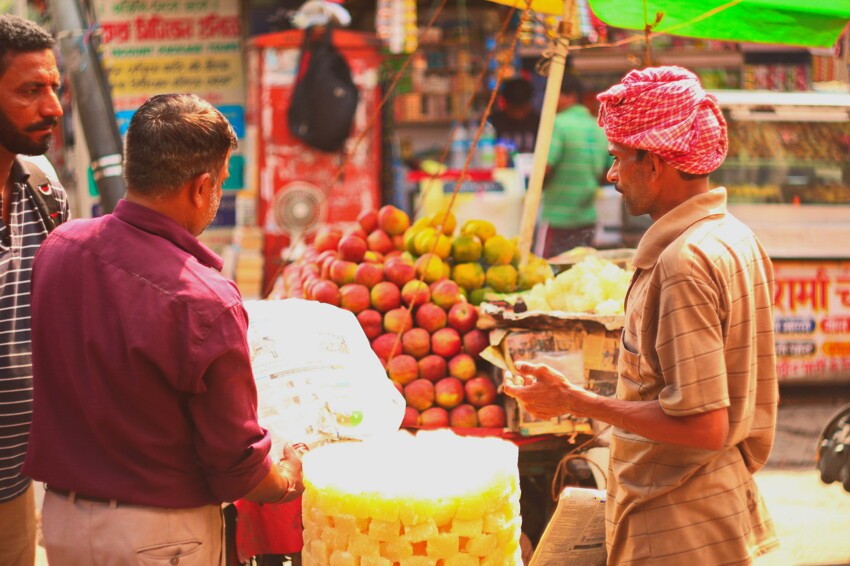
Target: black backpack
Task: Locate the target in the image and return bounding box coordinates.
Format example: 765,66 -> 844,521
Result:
21,159 -> 65,233
287,25 -> 359,153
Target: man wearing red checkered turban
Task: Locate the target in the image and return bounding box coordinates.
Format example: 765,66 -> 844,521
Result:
505,66 -> 779,564
597,65 -> 727,176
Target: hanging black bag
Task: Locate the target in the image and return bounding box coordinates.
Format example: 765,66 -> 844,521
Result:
288,25 -> 359,153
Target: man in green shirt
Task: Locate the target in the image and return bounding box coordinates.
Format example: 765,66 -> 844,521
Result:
538,74 -> 610,257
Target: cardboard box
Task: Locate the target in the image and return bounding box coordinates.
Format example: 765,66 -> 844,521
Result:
484,318 -> 621,436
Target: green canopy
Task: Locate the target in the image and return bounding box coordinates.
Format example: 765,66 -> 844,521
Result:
587,0 -> 850,48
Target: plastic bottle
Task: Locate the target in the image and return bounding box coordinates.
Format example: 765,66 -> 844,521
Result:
477,121 -> 497,169
449,121 -> 469,170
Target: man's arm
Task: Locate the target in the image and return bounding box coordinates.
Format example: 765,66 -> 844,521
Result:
504,361 -> 729,451
242,444 -> 304,504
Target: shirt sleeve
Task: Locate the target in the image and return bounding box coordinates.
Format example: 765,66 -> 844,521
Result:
188,303 -> 273,502
656,273 -> 730,417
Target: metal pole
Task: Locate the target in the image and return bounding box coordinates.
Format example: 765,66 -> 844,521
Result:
48,0 -> 125,213
518,0 -> 575,266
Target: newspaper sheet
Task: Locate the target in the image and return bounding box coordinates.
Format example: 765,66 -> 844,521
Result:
530,487 -> 607,566
244,299 -> 406,456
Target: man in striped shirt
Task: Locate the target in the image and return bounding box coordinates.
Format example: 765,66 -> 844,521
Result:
506,67 -> 779,564
0,14 -> 68,566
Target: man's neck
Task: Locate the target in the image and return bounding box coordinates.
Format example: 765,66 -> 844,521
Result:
0,148 -> 17,191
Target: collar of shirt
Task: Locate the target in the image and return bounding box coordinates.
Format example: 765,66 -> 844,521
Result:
632,187 -> 728,270
112,199 -> 224,272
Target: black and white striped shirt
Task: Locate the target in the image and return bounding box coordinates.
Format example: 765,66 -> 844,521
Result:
0,157 -> 68,502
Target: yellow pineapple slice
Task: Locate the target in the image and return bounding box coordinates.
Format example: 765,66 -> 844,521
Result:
465,533 -> 497,556
329,549 -> 358,566
361,557 -> 392,566
368,518 -> 401,541
349,532 -> 380,557
405,520 -> 438,542
426,532 -> 460,559
451,517 -> 484,537
380,537 -> 414,561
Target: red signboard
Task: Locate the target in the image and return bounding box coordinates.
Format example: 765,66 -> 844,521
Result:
773,259 -> 850,383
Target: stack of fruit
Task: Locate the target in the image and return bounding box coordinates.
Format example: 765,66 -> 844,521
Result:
521,256 -> 633,315
282,205 -> 550,430
301,430 -> 522,565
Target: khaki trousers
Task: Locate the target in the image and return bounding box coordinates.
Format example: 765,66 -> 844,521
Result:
0,483 -> 36,566
43,490 -> 225,566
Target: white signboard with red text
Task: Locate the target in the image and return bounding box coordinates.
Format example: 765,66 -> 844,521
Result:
773,259 -> 850,383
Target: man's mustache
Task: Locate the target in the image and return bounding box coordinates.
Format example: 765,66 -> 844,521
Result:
25,118 -> 59,132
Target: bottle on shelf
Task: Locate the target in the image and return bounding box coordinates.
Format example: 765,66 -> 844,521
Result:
449,121 -> 469,170
476,121 -> 497,169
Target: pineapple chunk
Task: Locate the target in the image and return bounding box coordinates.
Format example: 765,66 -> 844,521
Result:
380,537 -> 414,561
482,511 -> 508,534
431,497 -> 459,526
426,532 -> 460,558
325,527 -> 350,552
398,557 -> 438,566
405,520 -> 438,542
329,550 -> 358,566
309,506 -> 333,527
368,518 -> 401,541
335,514 -> 363,536
452,517 -> 484,537
494,520 -> 520,547
348,532 -> 380,557
466,533 -> 497,556
399,501 -> 422,527
370,496 -> 399,522
361,557 -> 391,566
310,539 -> 330,564
445,555 -> 481,566
455,496 -> 487,521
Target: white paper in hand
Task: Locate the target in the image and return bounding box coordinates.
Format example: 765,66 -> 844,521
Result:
244,299 -> 406,454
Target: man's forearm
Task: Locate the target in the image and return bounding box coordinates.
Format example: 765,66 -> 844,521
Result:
582,394 -> 729,451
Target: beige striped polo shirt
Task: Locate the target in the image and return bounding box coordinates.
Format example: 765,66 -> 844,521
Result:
606,188 -> 779,565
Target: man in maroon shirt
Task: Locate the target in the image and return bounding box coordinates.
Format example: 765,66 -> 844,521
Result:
24,94 -> 302,564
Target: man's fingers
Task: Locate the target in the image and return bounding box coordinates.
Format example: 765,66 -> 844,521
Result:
282,443 -> 303,463
514,361 -> 567,386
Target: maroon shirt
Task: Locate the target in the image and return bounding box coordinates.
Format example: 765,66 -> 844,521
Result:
23,200 -> 272,507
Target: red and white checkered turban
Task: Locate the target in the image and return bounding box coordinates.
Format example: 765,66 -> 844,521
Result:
597,66 -> 727,175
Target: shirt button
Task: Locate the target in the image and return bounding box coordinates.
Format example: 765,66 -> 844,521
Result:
170,558 -> 179,565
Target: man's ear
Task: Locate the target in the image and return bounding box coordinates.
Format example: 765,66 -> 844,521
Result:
188,173 -> 212,209
648,152 -> 666,180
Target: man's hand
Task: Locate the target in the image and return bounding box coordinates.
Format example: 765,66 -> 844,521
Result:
276,443 -> 305,503
503,360 -> 596,420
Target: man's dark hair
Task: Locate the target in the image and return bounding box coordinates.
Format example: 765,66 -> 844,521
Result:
500,78 -> 533,106
560,73 -> 584,99
0,14 -> 55,76
635,149 -> 709,180
124,94 -> 238,198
